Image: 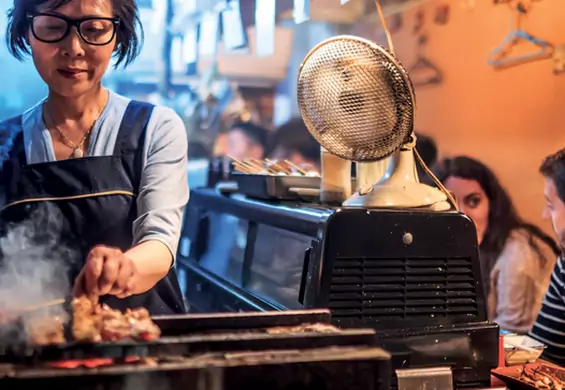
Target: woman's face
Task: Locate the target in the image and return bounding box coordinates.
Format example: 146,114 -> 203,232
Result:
29,0 -> 116,98
444,176 -> 490,244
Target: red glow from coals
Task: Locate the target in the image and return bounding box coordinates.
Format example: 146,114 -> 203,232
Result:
48,356 -> 142,369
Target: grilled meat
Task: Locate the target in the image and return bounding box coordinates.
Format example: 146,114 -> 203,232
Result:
266,323 -> 340,334
72,297 -> 161,343
519,364 -> 565,389
27,316 -> 66,345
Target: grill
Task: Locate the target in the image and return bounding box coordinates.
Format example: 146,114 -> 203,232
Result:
0,310 -> 391,390
0,346 -> 391,390
328,257 -> 479,325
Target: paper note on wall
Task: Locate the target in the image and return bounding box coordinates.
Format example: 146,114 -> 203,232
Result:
255,0 -> 276,58
222,0 -> 247,50
199,12 -> 219,57
293,0 -> 310,24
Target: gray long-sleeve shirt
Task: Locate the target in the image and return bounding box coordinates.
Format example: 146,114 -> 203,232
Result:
4,90 -> 189,258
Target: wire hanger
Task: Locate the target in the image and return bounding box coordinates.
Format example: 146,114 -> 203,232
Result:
487,6 -> 553,68
553,44 -> 565,75
409,33 -> 443,87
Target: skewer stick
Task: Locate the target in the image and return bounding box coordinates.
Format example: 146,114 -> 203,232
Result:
265,159 -> 291,175
232,161 -> 254,173
227,155 -> 258,174
234,165 -> 254,174
284,160 -> 307,175
226,154 -> 242,164
248,159 -> 277,175
23,298 -> 66,312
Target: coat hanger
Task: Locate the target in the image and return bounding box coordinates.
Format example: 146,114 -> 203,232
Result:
487,7 -> 553,68
553,44 -> 565,75
409,34 -> 443,87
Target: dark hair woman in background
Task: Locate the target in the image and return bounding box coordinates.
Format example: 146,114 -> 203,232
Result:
0,0 -> 188,314
436,156 -> 560,334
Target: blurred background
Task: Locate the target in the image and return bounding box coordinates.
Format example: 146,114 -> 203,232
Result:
1,0 -> 565,233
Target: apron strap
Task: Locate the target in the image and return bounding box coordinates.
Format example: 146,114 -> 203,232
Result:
113,101 -> 155,193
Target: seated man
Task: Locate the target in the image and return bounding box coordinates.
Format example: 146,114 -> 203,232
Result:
529,148 -> 565,364
267,118 -> 321,171
227,121 -> 269,161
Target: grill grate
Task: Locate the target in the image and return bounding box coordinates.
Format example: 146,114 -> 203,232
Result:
328,257 -> 479,323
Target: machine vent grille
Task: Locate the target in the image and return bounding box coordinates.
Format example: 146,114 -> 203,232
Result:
328,257 -> 479,324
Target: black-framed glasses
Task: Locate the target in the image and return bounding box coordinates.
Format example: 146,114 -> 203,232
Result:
27,13 -> 120,46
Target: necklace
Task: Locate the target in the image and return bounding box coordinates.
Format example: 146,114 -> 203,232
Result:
43,104 -> 99,159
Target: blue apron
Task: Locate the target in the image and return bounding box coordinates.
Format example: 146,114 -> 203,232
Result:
0,101 -> 185,315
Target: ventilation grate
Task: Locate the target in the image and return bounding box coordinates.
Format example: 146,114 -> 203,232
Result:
328,257 -> 479,324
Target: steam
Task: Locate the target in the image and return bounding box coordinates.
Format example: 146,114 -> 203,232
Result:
0,201 -> 78,345
0,118 -> 21,174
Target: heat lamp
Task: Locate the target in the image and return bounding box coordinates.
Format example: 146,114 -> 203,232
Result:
297,35 -> 454,211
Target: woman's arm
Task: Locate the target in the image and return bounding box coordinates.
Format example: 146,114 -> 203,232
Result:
492,233 -> 541,334
127,107 -> 189,293
125,240 -> 172,294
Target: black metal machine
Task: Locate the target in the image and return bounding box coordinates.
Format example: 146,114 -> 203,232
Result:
176,186 -> 499,389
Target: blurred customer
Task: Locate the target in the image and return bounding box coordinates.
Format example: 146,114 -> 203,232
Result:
530,148 -> 565,363
436,156 -> 559,334
415,133 -> 438,186
213,132 -> 228,156
227,121 -> 268,160
267,118 -> 321,171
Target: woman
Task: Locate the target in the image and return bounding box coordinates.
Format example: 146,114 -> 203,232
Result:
437,156 -> 560,334
0,0 -> 189,314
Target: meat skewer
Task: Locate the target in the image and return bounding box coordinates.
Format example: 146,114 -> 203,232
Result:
230,157 -> 321,177
71,297 -> 161,343
284,160 -> 308,175
20,296 -> 161,346
23,298 -> 66,312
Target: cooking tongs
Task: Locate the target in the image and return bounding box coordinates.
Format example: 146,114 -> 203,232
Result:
487,8 -> 552,68
409,34 -> 443,87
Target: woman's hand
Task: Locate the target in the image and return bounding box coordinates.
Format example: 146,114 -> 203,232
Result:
73,245 -> 138,299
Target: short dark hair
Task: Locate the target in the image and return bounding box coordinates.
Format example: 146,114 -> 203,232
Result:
229,121 -> 269,149
5,0 -> 143,67
267,118 -> 320,165
540,147 -> 565,204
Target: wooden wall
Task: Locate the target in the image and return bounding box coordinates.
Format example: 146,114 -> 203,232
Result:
353,0 -> 565,233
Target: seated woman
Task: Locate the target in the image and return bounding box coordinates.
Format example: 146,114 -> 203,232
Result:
436,156 -> 560,334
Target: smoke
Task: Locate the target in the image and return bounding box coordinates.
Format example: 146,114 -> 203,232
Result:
0,118 -> 21,171
0,201 -> 78,345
